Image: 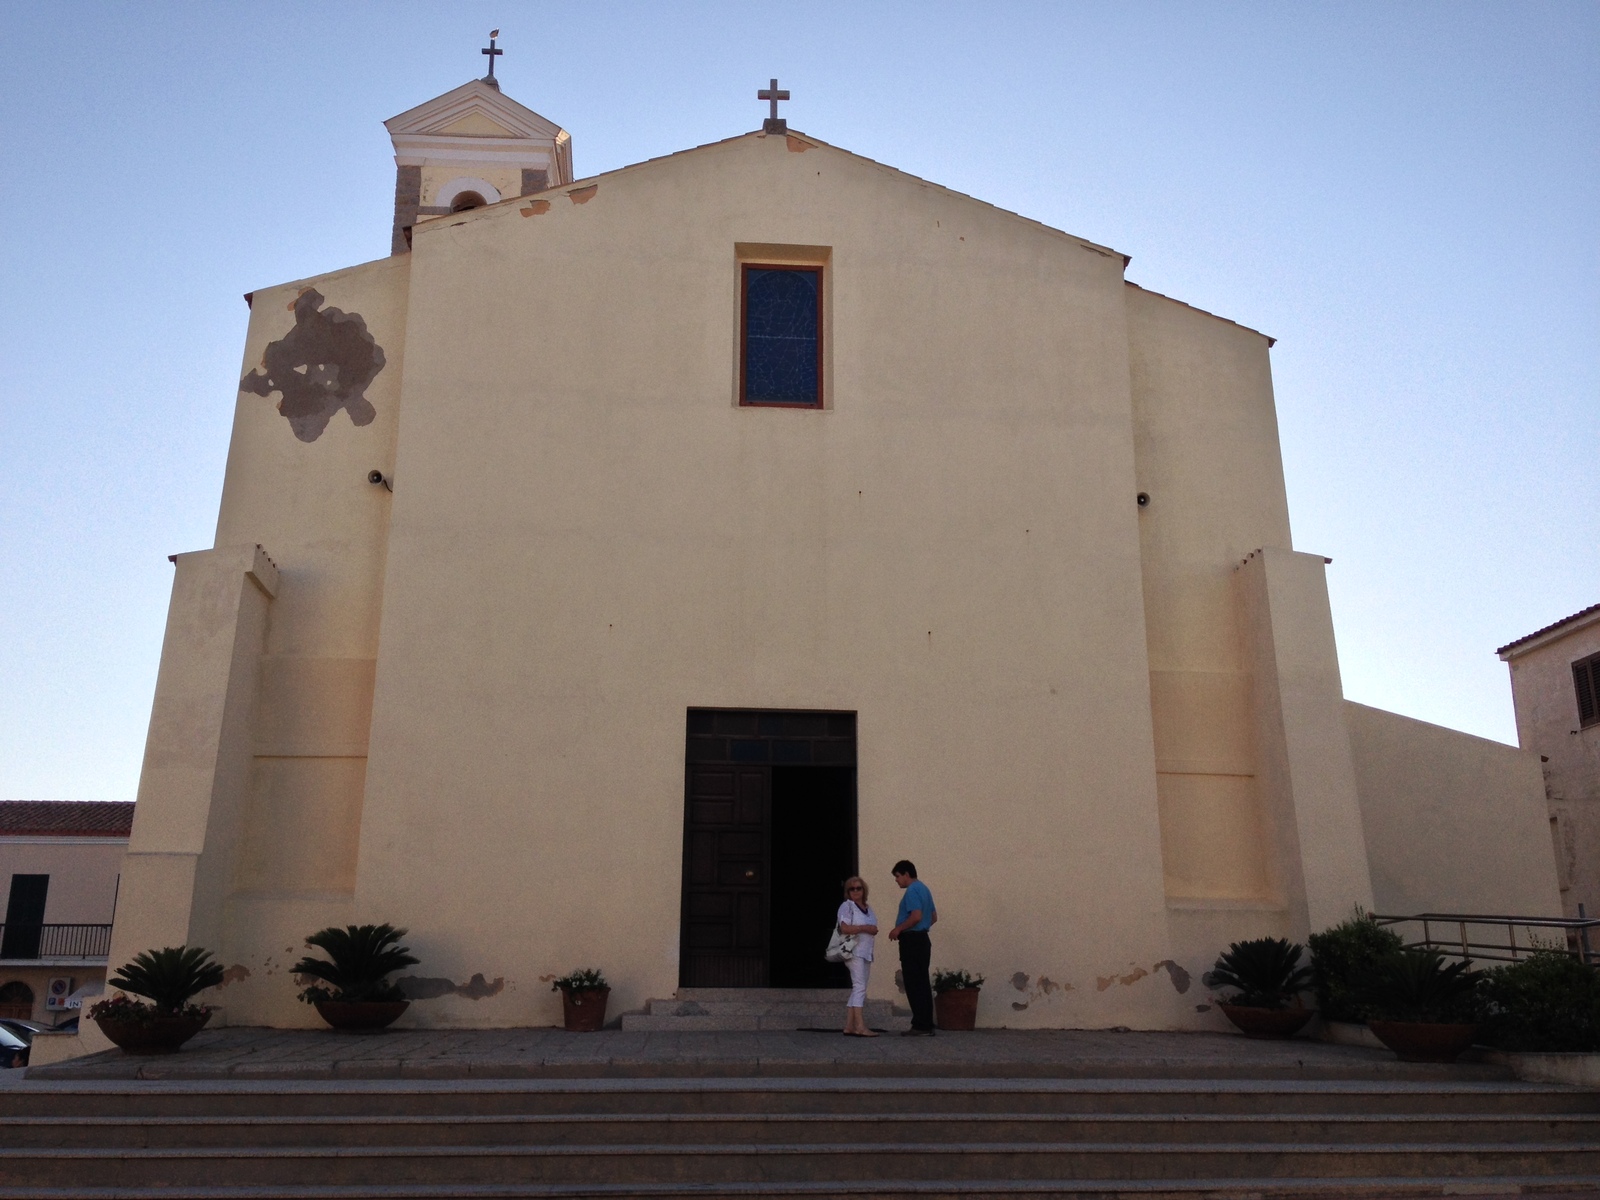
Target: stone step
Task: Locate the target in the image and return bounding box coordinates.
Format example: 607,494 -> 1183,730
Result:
672,988 -> 860,1002
5,1078 -> 1593,1119
5,1110 -> 1600,1150
2,1140 -> 1597,1188
624,989 -> 902,1031
0,1179 -> 1598,1200
623,1011 -> 899,1031
643,997 -> 899,1018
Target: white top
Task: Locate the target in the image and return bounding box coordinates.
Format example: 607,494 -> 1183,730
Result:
837,899 -> 877,962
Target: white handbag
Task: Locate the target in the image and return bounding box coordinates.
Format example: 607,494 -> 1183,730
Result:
825,926 -> 858,963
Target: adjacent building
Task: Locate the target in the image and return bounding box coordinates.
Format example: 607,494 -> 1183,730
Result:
0,802 -> 131,1026
1500,604 -> 1600,921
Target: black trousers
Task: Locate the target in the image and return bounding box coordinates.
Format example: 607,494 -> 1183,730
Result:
898,930 -> 933,1030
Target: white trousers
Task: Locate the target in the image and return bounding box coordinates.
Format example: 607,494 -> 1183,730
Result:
846,955 -> 871,1008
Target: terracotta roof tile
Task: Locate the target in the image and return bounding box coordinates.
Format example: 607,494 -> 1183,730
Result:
1497,602 -> 1600,657
0,801 -> 135,838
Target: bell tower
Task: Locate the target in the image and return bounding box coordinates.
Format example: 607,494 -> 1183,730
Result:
384,45 -> 572,254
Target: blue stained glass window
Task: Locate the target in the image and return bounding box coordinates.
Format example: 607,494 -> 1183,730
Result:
742,266 -> 821,406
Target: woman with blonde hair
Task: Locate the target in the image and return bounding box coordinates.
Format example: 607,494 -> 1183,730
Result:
836,875 -> 879,1036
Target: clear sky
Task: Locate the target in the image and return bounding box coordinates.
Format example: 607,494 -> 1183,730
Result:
1,2 -> 1595,803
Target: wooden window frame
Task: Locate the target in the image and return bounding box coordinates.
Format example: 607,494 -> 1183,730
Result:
1574,652 -> 1600,729
739,263 -> 824,410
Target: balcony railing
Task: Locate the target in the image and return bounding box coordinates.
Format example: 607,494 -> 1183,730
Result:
1371,912 -> 1600,966
0,923 -> 114,961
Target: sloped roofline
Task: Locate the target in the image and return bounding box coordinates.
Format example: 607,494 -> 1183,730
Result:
385,78 -> 567,142
421,127 -> 1133,270
1124,281 -> 1275,347
0,800 -> 135,838
1497,602 -> 1600,659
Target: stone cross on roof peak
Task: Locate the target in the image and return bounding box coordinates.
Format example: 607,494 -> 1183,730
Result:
481,30 -> 503,90
759,78 -> 789,134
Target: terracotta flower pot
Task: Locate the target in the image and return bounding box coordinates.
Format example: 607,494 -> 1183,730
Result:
934,986 -> 980,1031
561,986 -> 610,1032
1368,1019 -> 1480,1063
313,999 -> 409,1033
1218,1002 -> 1314,1039
95,1010 -> 211,1056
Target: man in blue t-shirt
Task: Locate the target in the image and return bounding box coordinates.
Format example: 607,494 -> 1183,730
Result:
887,859 -> 937,1035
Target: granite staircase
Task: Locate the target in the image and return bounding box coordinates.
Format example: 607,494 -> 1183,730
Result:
621,987 -> 904,1032
2,1073 -> 1599,1198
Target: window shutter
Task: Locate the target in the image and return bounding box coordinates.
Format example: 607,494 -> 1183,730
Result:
1576,657 -> 1599,728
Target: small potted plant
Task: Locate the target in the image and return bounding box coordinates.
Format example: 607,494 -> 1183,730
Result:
932,968 -> 984,1031
1353,946 -> 1483,1062
552,968 -> 610,1032
293,923 -> 419,1033
90,945 -> 225,1055
1208,938 -> 1315,1038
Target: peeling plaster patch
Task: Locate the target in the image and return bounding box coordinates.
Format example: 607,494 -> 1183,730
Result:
455,973 -> 504,1000
1097,967 -> 1150,992
1010,972 -> 1073,1011
520,200 -> 551,216
398,974 -> 506,1001
894,970 -> 905,994
1155,960 -> 1192,994
239,288 -> 384,442
219,965 -> 251,987
568,185 -> 599,205
785,136 -> 811,153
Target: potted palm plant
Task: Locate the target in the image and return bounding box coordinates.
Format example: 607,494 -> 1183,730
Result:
293,923 -> 419,1032
1208,938 -> 1315,1038
552,968 -> 610,1031
90,945 -> 225,1055
932,969 -> 984,1031
1353,946 -> 1483,1062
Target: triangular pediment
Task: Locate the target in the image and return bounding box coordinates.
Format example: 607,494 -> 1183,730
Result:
437,110 -> 518,138
386,79 -> 566,144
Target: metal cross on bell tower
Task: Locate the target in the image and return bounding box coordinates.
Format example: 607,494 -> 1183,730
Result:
758,78 -> 790,134
481,30 -> 504,89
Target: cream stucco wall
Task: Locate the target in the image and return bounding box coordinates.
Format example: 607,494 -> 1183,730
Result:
1344,700 -> 1560,917
1502,614 -> 1600,919
350,130 -> 1192,1030
1123,285 -> 1301,982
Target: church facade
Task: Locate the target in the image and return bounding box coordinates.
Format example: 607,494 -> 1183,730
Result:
96,76 -> 1560,1036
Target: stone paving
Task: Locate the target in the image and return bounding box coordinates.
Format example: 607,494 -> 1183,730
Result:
28,1026 -> 1519,1082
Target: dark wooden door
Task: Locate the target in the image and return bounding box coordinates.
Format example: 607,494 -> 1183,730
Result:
680,709 -> 858,989
680,767 -> 770,987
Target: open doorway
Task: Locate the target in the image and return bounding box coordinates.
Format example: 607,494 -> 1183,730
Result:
680,710 -> 856,989
770,766 -> 855,987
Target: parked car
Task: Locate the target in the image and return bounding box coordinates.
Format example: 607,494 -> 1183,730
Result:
0,1019 -> 46,1044
0,1024 -> 28,1069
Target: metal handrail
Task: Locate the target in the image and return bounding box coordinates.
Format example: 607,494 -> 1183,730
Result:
0,923 -> 114,960
1370,912 -> 1600,966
